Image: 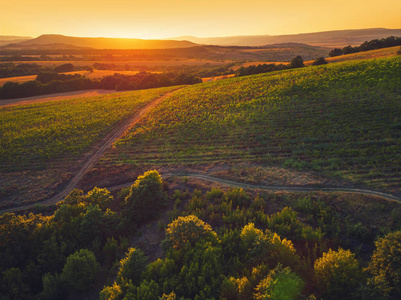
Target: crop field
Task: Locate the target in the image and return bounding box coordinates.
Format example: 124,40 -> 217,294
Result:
0,86 -> 178,171
101,56 -> 401,192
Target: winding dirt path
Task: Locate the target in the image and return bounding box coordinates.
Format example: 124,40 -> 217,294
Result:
108,173 -> 401,203
2,172 -> 400,214
0,89 -> 182,214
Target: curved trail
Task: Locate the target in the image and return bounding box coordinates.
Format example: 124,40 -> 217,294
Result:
2,172 -> 400,214
0,89 -> 181,214
109,173 -> 401,203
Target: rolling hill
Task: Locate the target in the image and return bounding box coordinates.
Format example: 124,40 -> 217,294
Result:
0,35 -> 32,46
169,28 -> 401,48
4,34 -> 199,50
102,56 -> 401,194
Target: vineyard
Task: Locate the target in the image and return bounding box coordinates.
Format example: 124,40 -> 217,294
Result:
0,86 -> 178,171
103,56 -> 401,192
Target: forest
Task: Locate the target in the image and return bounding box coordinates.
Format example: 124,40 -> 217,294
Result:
0,170 -> 400,299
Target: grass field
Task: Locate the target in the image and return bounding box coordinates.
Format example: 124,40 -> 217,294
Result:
100,56 -> 401,193
0,86 -> 178,171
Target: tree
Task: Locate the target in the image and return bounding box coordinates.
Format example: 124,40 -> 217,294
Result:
123,170 -> 166,224
314,248 -> 362,299
165,215 -> 218,250
329,48 -> 343,57
312,57 -> 328,66
254,264 -> 304,300
85,187 -> 113,210
117,248 -> 147,285
0,267 -> 32,300
37,273 -> 65,300
53,63 -> 74,73
290,56 -> 304,68
60,249 -> 100,290
366,230 -> 401,298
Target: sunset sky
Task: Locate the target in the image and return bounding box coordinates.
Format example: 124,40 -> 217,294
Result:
1,0 -> 400,39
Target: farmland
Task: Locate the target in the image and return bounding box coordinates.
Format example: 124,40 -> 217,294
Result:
0,86 -> 179,207
99,56 -> 401,193
1,52 -> 401,300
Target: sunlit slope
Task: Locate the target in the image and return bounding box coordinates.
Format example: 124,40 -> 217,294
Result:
0,86 -> 178,171
109,57 -> 401,191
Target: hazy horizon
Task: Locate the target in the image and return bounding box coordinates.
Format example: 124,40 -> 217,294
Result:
1,0 -> 400,40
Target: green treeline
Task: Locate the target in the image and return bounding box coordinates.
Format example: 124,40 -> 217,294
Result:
0,71 -> 201,99
329,36 -> 401,57
1,170 -> 400,299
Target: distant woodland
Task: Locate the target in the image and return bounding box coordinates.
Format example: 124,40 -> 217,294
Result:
329,36 -> 401,57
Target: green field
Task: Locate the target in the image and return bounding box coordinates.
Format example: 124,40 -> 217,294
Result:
103,56 -> 401,192
0,86 -> 177,171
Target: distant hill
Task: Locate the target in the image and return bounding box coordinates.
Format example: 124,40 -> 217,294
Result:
0,35 -> 32,46
5,34 -> 199,50
169,28 -> 401,48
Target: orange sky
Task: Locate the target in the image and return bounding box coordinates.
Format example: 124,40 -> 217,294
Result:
1,0 -> 400,39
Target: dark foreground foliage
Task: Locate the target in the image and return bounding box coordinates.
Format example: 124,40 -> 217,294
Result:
1,170 -> 400,299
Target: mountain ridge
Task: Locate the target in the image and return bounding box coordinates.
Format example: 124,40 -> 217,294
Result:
167,28 -> 401,47
5,34 -> 199,50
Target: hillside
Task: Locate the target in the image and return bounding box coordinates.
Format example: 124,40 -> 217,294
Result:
99,56 -> 401,194
170,28 -> 401,47
6,34 -> 199,49
1,55 -> 401,300
0,35 -> 32,46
